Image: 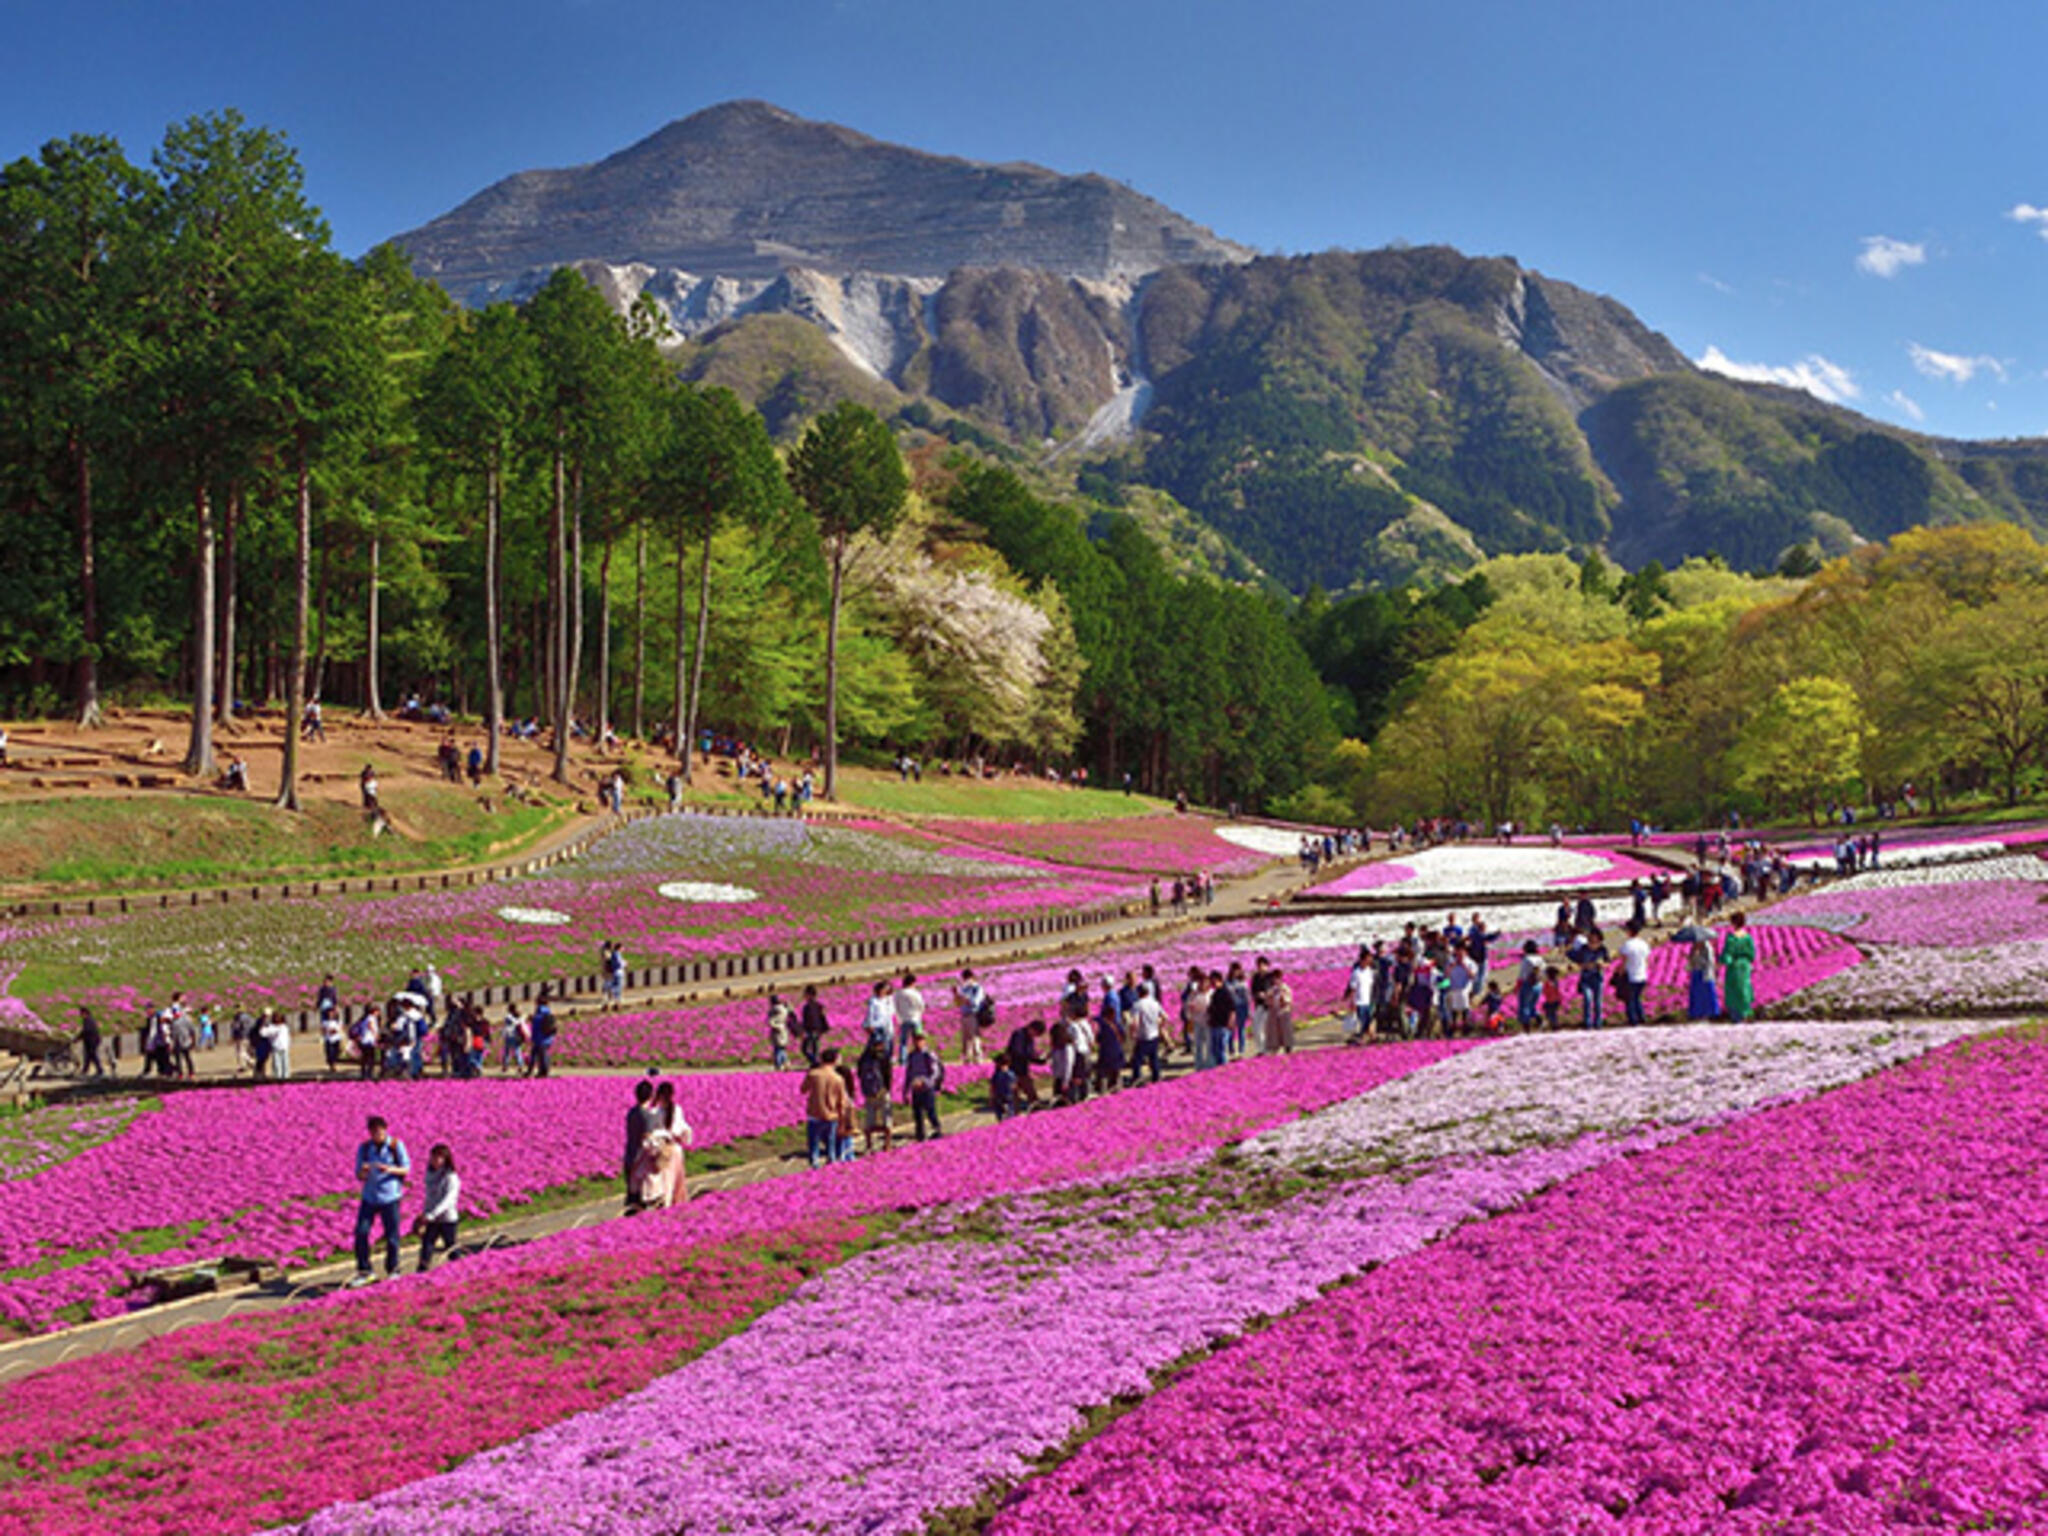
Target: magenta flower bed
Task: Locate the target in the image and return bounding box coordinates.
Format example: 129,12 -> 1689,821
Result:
555,920 -> 1364,1068
988,1034 -> 2048,1535
1766,879 -> 2048,948
292,1132 -> 1648,1536
1307,861 -> 1416,895
0,1072 -> 877,1333
1643,924 -> 1860,1019
0,1218 -> 868,1536
920,815 -> 1275,876
1550,849 -> 1669,885
0,1043 -> 1467,1536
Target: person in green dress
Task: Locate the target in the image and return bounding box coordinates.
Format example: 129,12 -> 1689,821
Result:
1718,910 -> 1757,1022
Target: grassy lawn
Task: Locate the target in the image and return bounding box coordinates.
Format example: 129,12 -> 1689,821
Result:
832,771 -> 1168,822
0,790 -> 568,893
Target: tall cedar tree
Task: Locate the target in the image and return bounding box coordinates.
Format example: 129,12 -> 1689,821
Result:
788,402 -> 909,800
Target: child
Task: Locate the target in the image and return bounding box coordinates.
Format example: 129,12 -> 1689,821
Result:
990,1058 -> 1017,1122
1443,950 -> 1475,1036
1476,981 -> 1505,1034
1541,966 -> 1564,1031
414,1144 -> 460,1272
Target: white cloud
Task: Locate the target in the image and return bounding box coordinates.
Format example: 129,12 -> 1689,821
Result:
1908,342 -> 2008,385
1696,271 -> 1734,294
1696,345 -> 1859,404
2008,203 -> 2048,240
1856,235 -> 1926,278
1886,389 -> 1926,423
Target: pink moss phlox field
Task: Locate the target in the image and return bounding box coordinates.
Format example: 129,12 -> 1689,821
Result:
1643,923 -> 1860,1019
285,1134 -> 1652,1536
15,813 -> 1147,1023
554,919 -> 1364,1068
1767,878 -> 2048,948
1306,861 -> 1417,895
375,1040 -> 1472,1302
919,815 -> 1274,876
0,1072 -> 870,1332
1550,849 -> 1670,885
0,1045 -> 1464,1536
0,1219 -> 866,1536
987,1033 -> 2048,1535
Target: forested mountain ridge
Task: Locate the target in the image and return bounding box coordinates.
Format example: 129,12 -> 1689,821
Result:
397,105 -> 2048,591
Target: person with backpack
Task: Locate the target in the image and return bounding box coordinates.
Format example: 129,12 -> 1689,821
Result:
350,1115 -> 410,1287
856,1040 -> 894,1154
952,969 -> 984,1063
973,988 -> 996,1064
528,990 -> 558,1077
800,1048 -> 852,1169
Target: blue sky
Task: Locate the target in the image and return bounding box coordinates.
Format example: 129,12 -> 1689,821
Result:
6,0 -> 2043,439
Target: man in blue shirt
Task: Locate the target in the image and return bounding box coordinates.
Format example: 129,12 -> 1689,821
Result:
350,1115 -> 410,1285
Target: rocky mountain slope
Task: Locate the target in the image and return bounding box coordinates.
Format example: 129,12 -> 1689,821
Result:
398,103 -> 2048,591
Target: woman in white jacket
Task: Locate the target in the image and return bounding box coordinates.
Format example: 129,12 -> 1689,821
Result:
414,1144 -> 461,1271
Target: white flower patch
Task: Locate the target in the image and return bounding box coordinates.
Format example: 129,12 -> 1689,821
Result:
1790,940 -> 2048,1017
656,881 -> 760,904
1244,897 -> 1630,953
1213,824 -> 1317,858
1336,844 -> 1615,898
495,906 -> 573,927
1826,853 -> 2047,893
1245,1019 -> 2006,1170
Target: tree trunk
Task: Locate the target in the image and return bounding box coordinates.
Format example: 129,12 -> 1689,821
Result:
484,461 -> 505,776
366,528 -> 384,720
632,521 -> 647,741
275,446 -> 312,811
597,532 -> 612,744
72,434 -> 102,727
569,464 -> 585,742
683,519 -> 715,790
550,442 -> 570,785
216,485 -> 239,729
185,482 -> 216,777
823,532 -> 844,801
672,515 -> 690,770
309,536 -> 328,709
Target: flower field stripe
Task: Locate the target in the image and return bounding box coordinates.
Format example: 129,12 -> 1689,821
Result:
0,1044 -> 1462,1536
986,1030 -> 2048,1535
279,1135 -> 1659,1536
919,814 -> 1277,875
553,917 -> 1365,1068
0,1220 -> 870,1536
11,813 -> 1146,1024
0,1071 -> 905,1333
1245,1019 -> 1999,1170
272,1020 -> 1993,1536
1757,874 -> 2048,947
1788,936 -> 2048,1017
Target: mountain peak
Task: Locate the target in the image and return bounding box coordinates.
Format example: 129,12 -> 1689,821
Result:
398,100 -> 1252,290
